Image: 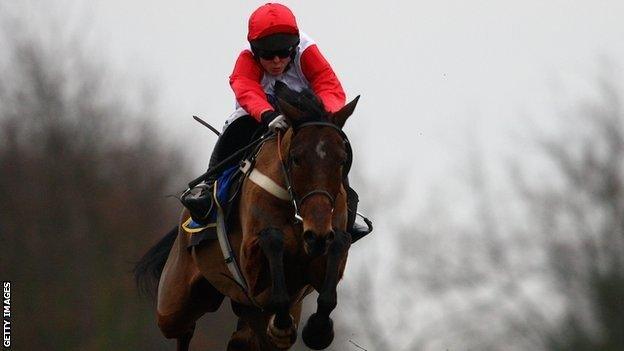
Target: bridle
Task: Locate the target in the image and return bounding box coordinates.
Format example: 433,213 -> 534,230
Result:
276,121 -> 352,222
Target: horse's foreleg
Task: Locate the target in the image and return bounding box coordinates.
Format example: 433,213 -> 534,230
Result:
176,326 -> 194,351
303,230 -> 351,350
258,227 -> 297,349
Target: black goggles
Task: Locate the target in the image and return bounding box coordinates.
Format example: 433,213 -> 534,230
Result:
255,46 -> 295,60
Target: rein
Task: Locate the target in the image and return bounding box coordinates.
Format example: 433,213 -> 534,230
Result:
277,131 -> 304,222
276,122 -> 351,222
186,131 -> 272,190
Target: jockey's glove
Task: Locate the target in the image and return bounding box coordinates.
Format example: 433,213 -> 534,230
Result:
261,110 -> 289,132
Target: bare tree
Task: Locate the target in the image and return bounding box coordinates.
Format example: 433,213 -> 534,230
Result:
338,75 -> 624,351
513,77 -> 624,350
0,9 -> 200,350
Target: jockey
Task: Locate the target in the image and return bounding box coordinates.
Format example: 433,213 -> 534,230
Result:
182,3 -> 368,240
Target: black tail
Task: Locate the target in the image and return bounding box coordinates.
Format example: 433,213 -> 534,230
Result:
134,226 -> 178,299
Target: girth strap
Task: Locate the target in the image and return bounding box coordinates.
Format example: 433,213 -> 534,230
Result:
213,181 -> 248,291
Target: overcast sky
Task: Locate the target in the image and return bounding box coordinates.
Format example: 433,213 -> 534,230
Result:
7,2 -> 623,348
14,0 -> 624,209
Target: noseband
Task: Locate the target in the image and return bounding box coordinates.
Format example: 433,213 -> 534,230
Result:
277,122 -> 352,222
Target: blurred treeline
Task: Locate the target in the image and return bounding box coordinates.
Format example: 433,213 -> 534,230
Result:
341,77 -> 624,350
0,12 -> 236,351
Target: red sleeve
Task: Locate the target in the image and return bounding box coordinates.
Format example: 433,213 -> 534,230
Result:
229,50 -> 273,121
300,44 -> 346,113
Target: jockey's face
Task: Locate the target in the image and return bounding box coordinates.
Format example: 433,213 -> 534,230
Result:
259,55 -> 291,76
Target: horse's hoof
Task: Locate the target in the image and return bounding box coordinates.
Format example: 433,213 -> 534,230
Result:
267,314 -> 297,350
302,313 -> 334,350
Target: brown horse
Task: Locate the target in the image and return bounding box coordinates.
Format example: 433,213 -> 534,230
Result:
135,84 -> 360,350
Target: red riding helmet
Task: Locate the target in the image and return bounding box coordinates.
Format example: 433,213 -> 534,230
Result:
248,3 -> 300,51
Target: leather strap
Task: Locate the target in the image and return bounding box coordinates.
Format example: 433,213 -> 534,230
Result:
248,168 -> 290,201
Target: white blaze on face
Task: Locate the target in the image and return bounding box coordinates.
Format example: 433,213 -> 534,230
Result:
316,140 -> 327,159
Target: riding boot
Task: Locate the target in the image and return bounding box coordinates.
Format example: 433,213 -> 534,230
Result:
181,116 -> 262,225
346,185 -> 372,243
181,136 -> 229,225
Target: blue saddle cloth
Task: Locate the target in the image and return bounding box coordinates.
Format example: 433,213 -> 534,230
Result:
186,165 -> 241,246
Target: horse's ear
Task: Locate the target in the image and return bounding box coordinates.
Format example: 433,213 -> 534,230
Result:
277,97 -> 305,123
331,95 -> 360,128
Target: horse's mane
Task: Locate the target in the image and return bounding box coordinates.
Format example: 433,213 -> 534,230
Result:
274,81 -> 329,126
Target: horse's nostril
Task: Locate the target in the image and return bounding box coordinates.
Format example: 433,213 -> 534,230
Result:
303,230 -> 316,244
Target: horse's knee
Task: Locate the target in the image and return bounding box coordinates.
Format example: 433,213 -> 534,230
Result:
157,313 -> 194,339
327,230 -> 350,255
157,279 -> 219,339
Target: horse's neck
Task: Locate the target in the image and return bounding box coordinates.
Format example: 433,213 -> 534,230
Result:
254,138 -> 288,187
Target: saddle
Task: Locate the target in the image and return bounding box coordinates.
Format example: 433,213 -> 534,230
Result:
183,164 -> 246,248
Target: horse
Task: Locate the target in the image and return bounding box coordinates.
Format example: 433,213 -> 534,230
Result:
135,82 -> 360,350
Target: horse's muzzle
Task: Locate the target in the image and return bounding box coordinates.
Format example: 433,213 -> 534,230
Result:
303,229 -> 335,257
